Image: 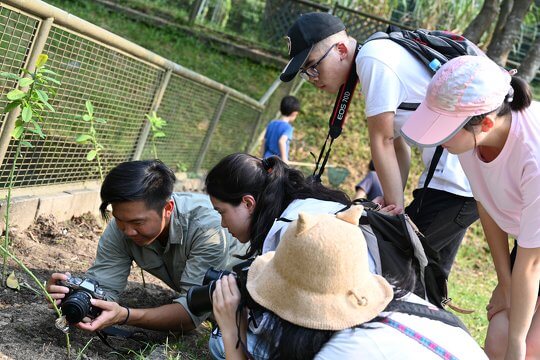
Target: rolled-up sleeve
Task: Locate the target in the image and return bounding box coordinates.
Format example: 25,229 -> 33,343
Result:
175,224 -> 230,326
85,220 -> 132,302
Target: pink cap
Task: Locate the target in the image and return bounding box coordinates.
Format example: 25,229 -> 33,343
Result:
401,55 -> 511,147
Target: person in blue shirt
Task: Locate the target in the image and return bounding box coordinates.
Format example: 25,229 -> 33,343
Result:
354,160 -> 383,200
261,95 -> 300,162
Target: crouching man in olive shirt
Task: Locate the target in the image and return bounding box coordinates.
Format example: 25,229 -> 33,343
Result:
45,160 -> 242,333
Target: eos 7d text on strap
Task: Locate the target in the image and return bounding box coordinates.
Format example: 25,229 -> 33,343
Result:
312,44 -> 361,182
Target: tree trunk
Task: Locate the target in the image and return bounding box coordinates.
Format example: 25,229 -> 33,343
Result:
517,34 -> 540,83
487,0 -> 533,65
495,0 -> 514,34
463,0 -> 500,44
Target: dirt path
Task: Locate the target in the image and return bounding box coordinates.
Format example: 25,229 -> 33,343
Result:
0,214 -> 210,359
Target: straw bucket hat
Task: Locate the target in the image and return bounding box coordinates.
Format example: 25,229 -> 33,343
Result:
246,205 -> 393,330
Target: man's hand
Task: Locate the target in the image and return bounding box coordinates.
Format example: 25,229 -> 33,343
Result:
76,299 -> 128,332
45,272 -> 71,308
486,283 -> 510,321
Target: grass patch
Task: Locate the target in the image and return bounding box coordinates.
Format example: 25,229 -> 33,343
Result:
43,0 -> 279,100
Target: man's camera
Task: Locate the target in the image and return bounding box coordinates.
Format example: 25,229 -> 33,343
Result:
58,276 -> 107,324
187,260 -> 254,316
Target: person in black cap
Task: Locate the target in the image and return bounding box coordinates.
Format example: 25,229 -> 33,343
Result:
280,12 -> 478,280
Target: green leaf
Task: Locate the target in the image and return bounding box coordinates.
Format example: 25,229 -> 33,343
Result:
18,77 -> 34,87
12,125 -> 24,140
4,101 -> 20,113
42,101 -> 55,112
0,72 -> 21,81
82,114 -> 91,121
35,54 -> 48,68
21,106 -> 32,122
42,76 -> 61,85
85,100 -> 94,117
20,141 -> 33,148
6,89 -> 26,101
40,68 -> 58,76
30,121 -> 45,138
35,89 -> 49,103
154,132 -> 166,138
76,134 -> 92,143
86,150 -> 97,161
95,117 -> 107,124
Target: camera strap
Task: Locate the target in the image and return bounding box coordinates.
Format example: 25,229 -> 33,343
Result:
312,44 -> 361,182
95,326 -> 148,351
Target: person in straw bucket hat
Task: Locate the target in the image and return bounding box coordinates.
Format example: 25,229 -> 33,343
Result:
401,55 -> 540,360
211,206 -> 487,359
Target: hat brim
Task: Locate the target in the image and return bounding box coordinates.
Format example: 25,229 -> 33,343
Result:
400,101 -> 471,147
280,46 -> 312,82
246,251 -> 393,331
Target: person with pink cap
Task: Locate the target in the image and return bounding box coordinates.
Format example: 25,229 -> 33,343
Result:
401,55 -> 539,359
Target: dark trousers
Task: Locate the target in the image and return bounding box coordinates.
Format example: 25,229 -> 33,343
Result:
405,188 -> 479,277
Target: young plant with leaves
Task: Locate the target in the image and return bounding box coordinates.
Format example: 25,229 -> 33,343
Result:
0,54 -> 60,280
146,111 -> 167,159
75,100 -> 106,181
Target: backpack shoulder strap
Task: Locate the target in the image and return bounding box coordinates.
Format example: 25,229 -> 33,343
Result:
415,145 -> 444,212
384,299 -> 468,332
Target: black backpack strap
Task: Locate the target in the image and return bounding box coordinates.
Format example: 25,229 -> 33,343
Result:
96,326 -> 149,351
416,145 -> 444,213
397,102 -> 420,111
384,299 -> 468,333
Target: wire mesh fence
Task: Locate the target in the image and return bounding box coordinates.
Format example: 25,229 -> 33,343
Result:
0,0 -> 275,191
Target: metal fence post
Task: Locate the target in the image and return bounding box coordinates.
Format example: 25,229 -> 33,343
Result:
0,17 -> 54,167
131,69 -> 172,160
193,92 -> 229,173
245,112 -> 264,154
188,0 -> 205,25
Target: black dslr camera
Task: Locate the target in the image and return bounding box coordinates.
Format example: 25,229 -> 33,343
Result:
187,260 -> 255,316
58,276 -> 107,324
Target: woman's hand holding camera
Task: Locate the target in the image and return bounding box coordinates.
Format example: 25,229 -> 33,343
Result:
212,275 -> 244,335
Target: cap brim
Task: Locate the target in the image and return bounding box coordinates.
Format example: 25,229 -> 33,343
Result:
280,46 -> 312,82
400,101 -> 471,147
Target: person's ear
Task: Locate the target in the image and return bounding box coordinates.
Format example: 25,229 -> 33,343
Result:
481,117 -> 494,132
241,195 -> 257,215
335,42 -> 349,60
163,199 -> 174,218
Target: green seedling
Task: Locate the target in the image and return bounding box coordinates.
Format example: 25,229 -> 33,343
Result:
146,111 -> 167,159
0,54 -> 60,280
75,100 -> 106,181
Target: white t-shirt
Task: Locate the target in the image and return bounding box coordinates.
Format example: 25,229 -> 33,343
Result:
458,102 -> 540,248
356,39 -> 472,197
315,293 -> 487,360
262,198 -> 377,273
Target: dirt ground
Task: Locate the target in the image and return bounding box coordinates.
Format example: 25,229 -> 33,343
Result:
0,214 -> 211,360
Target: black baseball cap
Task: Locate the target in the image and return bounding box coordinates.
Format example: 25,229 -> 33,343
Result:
280,12 -> 345,82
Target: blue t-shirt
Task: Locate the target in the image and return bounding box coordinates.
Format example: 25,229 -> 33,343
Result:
263,120 -> 293,159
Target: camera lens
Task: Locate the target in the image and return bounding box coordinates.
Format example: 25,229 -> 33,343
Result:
186,281 -> 217,316
61,291 -> 92,323
203,269 -> 231,285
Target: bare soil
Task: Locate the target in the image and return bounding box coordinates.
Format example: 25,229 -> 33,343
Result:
0,214 -> 210,359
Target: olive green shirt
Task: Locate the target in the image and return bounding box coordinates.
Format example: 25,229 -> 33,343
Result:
86,192 -> 243,327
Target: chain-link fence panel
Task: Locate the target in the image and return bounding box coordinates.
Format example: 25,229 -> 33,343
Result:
202,97 -> 260,169
0,6 -> 39,132
0,23 -> 163,188
140,73 -> 224,172
261,0 -> 331,49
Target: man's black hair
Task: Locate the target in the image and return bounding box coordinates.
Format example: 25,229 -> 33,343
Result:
280,96 -> 301,116
99,160 -> 176,219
